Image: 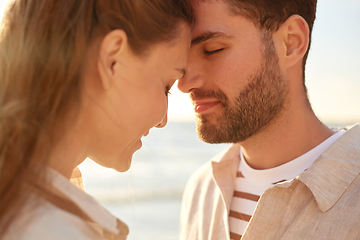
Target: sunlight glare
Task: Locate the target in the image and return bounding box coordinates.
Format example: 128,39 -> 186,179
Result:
0,1 -> 9,21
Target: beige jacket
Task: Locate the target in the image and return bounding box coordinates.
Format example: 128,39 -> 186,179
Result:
4,168 -> 129,240
180,124 -> 360,240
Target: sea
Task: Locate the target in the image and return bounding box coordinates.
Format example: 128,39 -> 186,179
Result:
78,121 -> 230,240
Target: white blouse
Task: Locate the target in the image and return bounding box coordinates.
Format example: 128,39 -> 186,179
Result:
4,168 -> 129,240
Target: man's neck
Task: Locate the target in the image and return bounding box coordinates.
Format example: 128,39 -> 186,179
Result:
238,108 -> 334,170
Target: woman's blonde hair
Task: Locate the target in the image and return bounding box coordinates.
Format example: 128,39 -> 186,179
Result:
0,0 -> 193,235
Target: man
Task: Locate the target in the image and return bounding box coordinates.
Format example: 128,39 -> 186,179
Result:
178,0 -> 360,239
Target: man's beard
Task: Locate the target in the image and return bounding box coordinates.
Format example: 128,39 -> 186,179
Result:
192,34 -> 288,144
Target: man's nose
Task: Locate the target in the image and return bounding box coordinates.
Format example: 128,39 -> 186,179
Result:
155,112 -> 168,128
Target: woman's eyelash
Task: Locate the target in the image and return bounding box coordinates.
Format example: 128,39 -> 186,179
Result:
165,86 -> 172,96
204,48 -> 224,56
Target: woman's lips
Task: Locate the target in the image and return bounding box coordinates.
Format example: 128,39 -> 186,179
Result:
194,101 -> 221,114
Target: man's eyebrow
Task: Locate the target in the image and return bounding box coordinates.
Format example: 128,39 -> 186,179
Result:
191,32 -> 233,47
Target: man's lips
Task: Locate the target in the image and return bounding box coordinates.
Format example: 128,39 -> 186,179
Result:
193,100 -> 222,114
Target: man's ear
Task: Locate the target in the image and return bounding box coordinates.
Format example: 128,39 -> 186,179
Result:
274,15 -> 309,68
97,30 -> 128,90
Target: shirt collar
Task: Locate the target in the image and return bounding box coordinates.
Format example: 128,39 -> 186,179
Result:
46,168 -> 122,235
211,145 -> 241,212
211,124 -> 360,214
297,124 -> 360,212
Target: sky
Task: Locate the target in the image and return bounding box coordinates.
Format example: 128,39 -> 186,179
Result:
1,0 -> 359,124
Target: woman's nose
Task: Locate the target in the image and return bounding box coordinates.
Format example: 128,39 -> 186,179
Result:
155,112 -> 168,128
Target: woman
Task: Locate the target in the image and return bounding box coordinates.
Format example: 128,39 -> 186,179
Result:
0,0 -> 193,239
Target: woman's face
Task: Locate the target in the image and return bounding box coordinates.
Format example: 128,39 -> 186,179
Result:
84,23 -> 191,171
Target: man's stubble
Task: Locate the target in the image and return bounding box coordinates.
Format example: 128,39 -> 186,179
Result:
193,33 -> 289,144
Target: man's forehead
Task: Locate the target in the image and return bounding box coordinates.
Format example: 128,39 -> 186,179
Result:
191,0 -> 243,27
190,0 -> 249,42
192,0 -> 230,11
192,0 -> 234,12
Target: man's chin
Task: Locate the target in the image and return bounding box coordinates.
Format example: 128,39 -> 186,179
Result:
196,122 -> 223,144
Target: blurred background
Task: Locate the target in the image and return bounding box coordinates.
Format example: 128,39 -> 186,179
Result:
1,0 -> 359,239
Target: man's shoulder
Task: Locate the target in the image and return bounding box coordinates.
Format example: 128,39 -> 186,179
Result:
327,123 -> 360,154
340,123 -> 360,141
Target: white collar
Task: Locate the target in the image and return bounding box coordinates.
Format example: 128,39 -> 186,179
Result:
46,168 -> 120,234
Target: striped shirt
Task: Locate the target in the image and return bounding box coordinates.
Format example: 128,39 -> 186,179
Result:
229,130 -> 346,240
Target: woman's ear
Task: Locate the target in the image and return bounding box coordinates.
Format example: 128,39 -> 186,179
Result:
274,15 -> 309,68
97,30 -> 128,90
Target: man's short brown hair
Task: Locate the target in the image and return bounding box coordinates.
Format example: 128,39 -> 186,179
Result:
226,0 -> 317,77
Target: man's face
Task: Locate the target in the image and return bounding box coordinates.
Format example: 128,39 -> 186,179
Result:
177,0 -> 288,143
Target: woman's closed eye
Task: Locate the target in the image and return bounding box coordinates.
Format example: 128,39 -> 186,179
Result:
204,48 -> 224,56
165,86 -> 172,96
